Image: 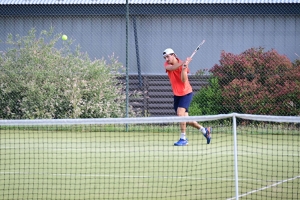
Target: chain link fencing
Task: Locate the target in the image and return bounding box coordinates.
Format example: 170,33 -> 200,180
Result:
0,1 -> 300,119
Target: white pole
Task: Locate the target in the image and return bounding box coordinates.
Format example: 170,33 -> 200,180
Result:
233,114 -> 239,199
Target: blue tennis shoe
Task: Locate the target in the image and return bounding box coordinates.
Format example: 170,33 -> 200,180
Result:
174,138 -> 188,146
204,127 -> 212,144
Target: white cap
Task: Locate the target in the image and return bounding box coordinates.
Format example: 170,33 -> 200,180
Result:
163,48 -> 175,57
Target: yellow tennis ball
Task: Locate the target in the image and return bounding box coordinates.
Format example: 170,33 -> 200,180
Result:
62,35 -> 68,40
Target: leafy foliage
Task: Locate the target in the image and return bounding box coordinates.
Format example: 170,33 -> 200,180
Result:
210,47 -> 300,116
0,28 -> 140,119
189,77 -> 223,116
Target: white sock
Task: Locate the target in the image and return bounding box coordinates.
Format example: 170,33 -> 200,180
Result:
200,127 -> 206,134
180,133 -> 186,140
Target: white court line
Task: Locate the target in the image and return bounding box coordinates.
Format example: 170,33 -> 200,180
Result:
1,171 -> 240,181
1,171 -> 238,180
52,173 -> 238,180
1,147 -> 299,156
0,171 -> 292,183
1,147 -> 299,157
227,175 -> 300,200
53,173 -> 274,182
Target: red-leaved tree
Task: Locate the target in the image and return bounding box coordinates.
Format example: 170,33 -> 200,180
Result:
210,47 -> 300,116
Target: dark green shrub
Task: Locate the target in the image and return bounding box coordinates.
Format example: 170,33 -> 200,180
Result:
0,28 -> 140,119
189,77 -> 223,116
293,53 -> 300,67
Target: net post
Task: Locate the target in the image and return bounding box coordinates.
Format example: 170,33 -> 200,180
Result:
233,113 -> 239,200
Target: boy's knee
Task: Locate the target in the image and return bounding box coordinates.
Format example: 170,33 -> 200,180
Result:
177,108 -> 186,116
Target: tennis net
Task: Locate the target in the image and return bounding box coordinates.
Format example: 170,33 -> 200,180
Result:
0,113 -> 299,199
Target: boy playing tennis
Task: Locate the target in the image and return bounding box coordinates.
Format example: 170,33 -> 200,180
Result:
163,48 -> 211,146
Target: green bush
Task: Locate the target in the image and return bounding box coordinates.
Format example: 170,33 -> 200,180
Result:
0,28 -> 140,119
189,77 -> 223,116
294,53 -> 300,67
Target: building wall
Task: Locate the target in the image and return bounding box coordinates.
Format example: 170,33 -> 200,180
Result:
1,14 -> 299,74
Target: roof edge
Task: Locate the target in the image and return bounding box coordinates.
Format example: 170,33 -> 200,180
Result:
1,0 -> 300,5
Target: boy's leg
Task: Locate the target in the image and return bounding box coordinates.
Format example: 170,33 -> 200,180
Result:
185,112 -> 212,144
173,96 -> 188,146
174,93 -> 211,145
174,107 -> 189,146
176,93 -> 193,133
174,94 -> 192,146
177,107 -> 187,133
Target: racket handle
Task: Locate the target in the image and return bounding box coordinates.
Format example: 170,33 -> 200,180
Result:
190,52 -> 196,58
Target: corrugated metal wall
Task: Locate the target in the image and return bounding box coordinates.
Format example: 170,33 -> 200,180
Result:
1,0 -> 300,4
1,14 -> 299,75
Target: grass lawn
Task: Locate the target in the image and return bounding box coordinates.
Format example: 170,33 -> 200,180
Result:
0,124 -> 299,199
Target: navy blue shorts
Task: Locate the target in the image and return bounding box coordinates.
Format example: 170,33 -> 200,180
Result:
173,92 -> 193,113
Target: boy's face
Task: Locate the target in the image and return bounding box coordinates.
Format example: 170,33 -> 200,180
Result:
164,54 -> 176,65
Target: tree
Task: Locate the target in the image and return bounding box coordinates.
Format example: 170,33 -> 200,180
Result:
210,47 -> 300,115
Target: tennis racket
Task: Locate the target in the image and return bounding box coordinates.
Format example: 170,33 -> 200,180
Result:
183,39 -> 205,67
190,39 -> 205,58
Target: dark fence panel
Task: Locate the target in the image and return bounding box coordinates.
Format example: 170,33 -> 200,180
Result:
125,75 -> 209,117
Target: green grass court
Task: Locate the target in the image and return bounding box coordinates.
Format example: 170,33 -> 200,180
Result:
0,125 -> 299,199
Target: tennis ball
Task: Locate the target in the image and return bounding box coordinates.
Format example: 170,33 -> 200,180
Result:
62,35 -> 68,41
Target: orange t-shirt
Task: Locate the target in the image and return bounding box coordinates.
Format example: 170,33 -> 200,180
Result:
164,58 -> 193,96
